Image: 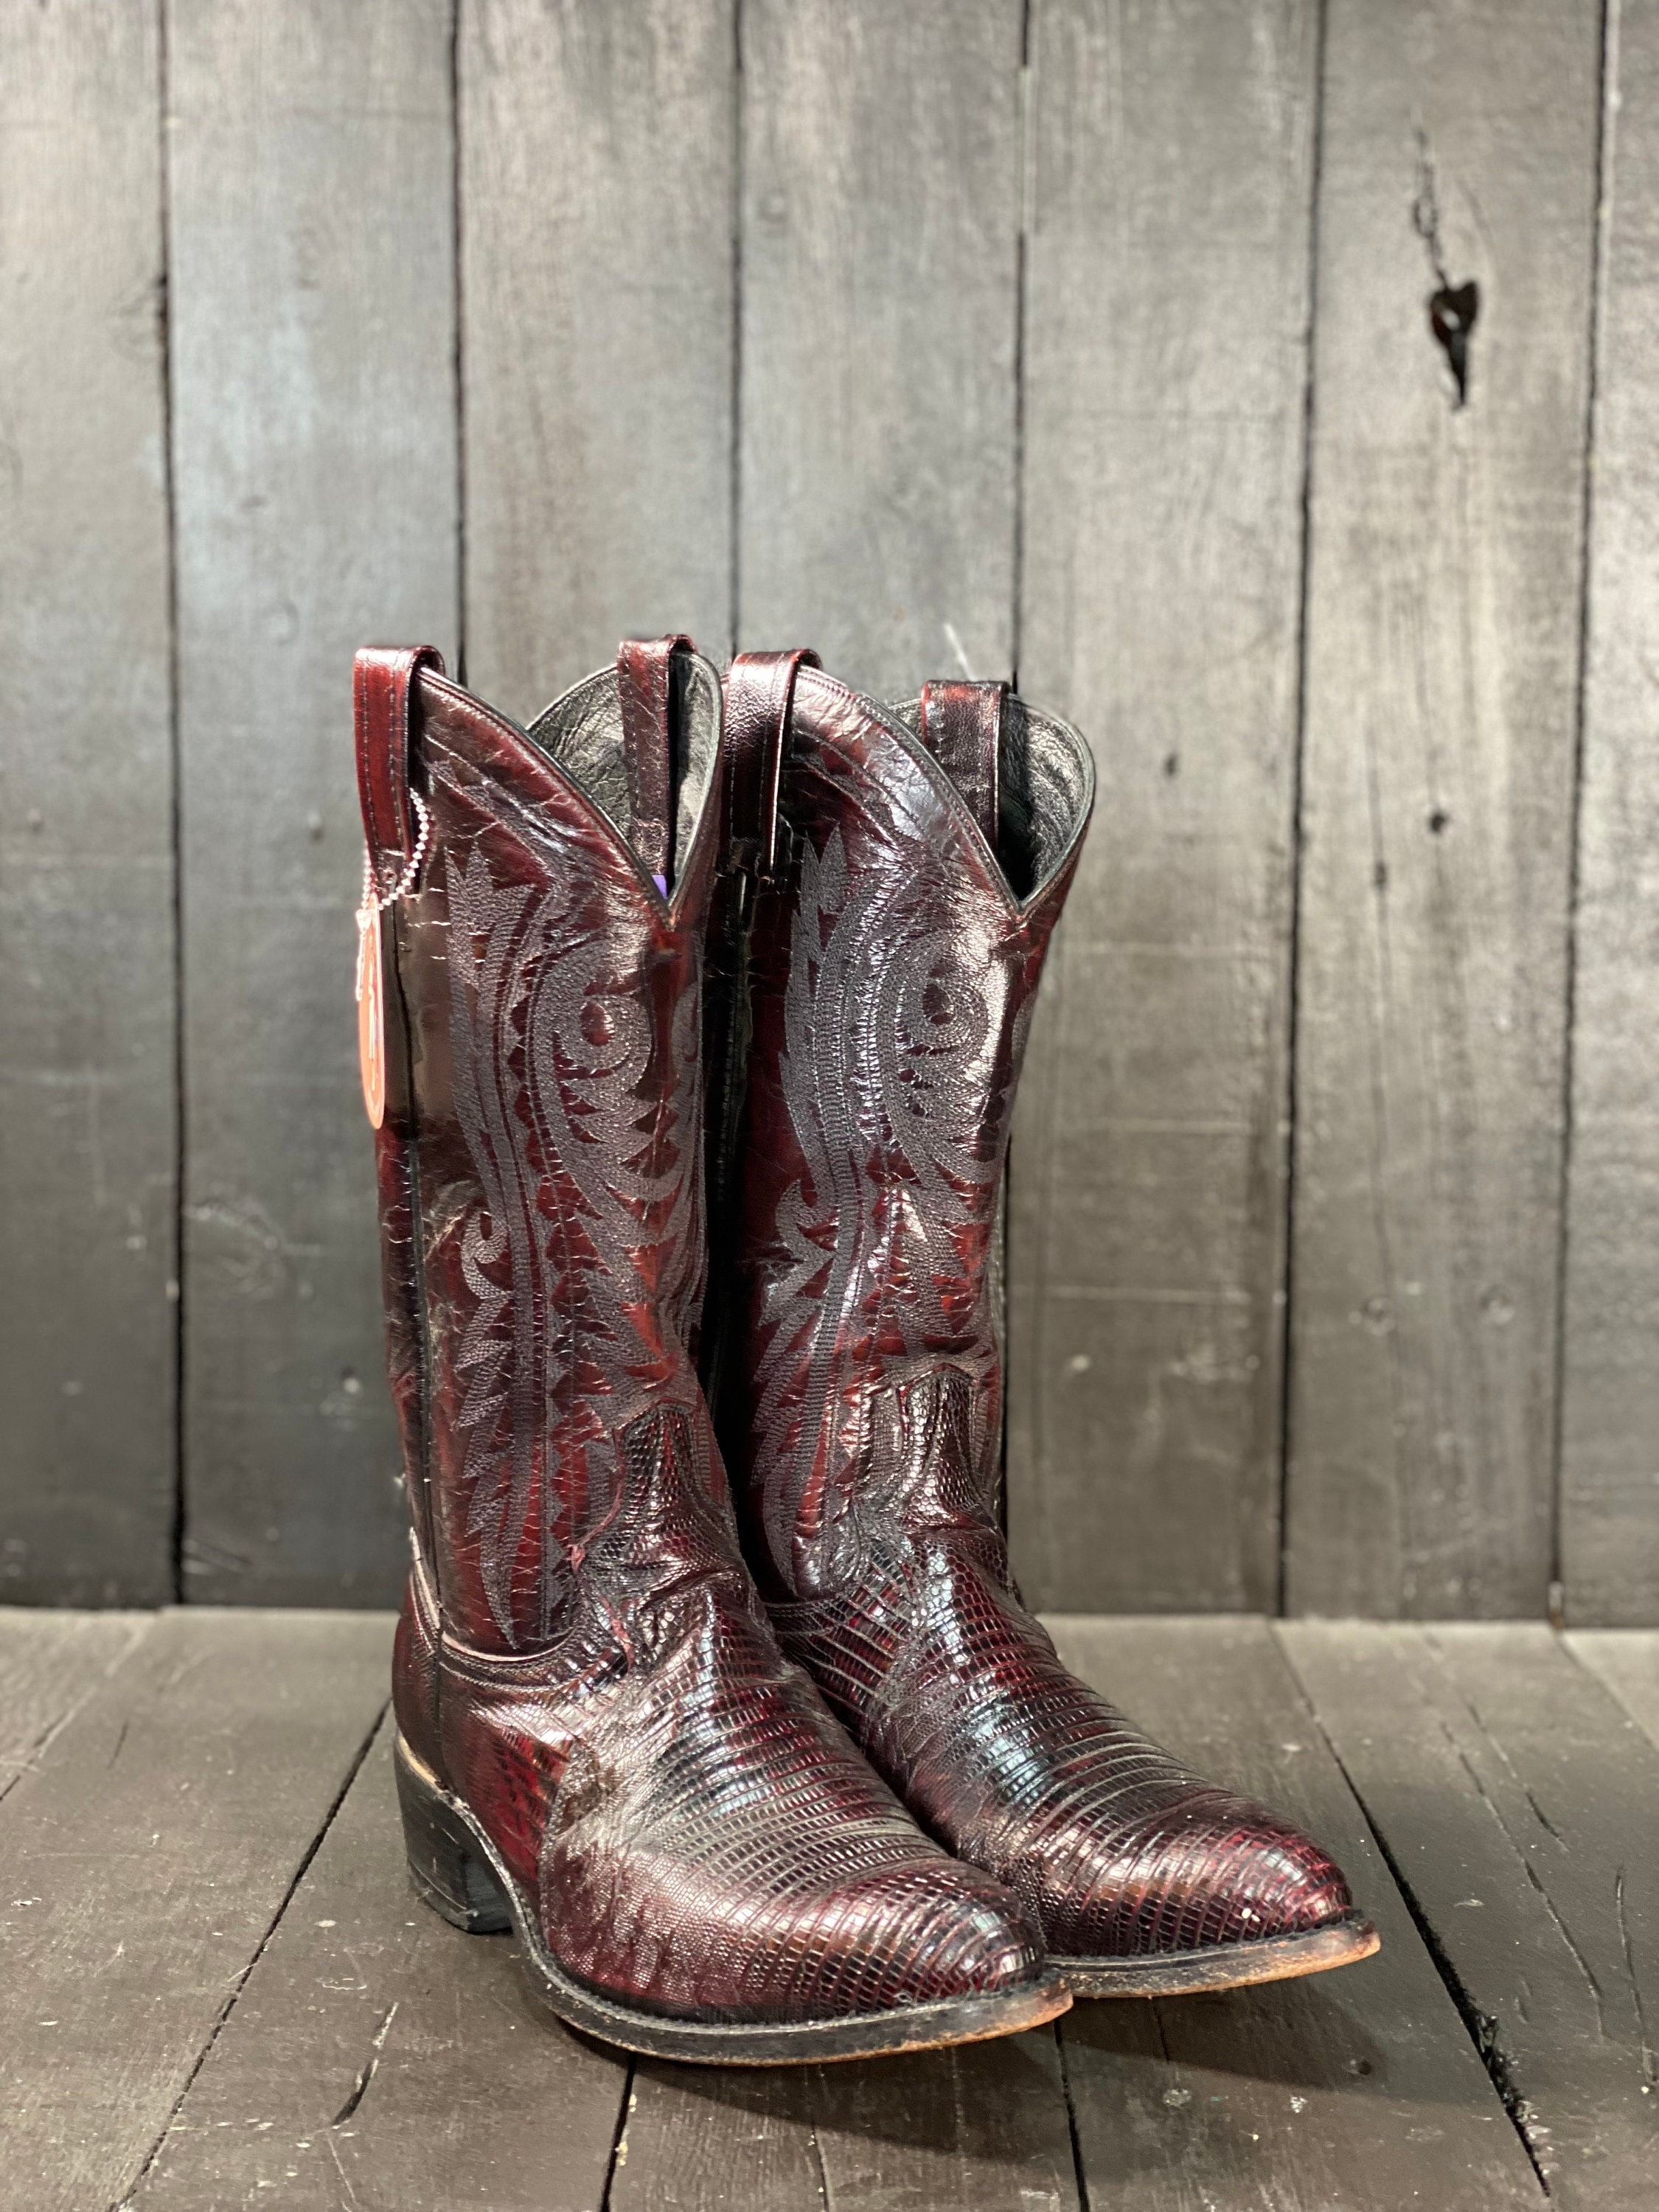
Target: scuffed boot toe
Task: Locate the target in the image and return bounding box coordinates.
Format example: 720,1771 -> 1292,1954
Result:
1046,1791 -> 1379,1997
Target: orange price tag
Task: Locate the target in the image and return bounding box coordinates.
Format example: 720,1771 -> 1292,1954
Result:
355,902 -> 386,1129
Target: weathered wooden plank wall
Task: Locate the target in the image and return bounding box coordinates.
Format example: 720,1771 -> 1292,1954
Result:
3,0 -> 1652,1622
1286,0 -> 1602,1618
0,0 -> 178,1605
1009,0 -> 1319,1613
737,0 -> 1023,695
170,0 -> 459,1604
1559,0 -> 1659,1627
462,0 -> 735,714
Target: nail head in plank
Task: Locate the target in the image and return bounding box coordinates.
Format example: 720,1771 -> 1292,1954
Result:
1282,1621 -> 1659,2206
1285,0 -> 1602,1616
1558,0 -> 1659,1627
0,0 -> 178,1604
1010,0 -> 1319,1613
133,1719 -> 627,2212
737,0 -> 1023,696
1047,1616 -> 1542,2210
462,0 -> 735,712
0,1608 -> 392,2212
169,0 -> 459,1606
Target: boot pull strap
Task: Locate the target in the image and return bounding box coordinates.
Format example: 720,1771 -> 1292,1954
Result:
355,645 -> 446,880
618,633 -> 695,891
726,648 -> 821,880
918,679 -> 1005,856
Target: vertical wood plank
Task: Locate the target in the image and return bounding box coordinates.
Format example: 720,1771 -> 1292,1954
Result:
170,0 -> 459,1604
737,0 -> 1023,696
1009,0 -> 1320,1611
1559,0 -> 1659,1627
0,0 -> 177,1603
1285,0 -> 1602,1616
461,0 -> 735,716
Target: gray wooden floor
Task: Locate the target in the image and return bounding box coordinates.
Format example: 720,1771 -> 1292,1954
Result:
1,1612 -> 1653,2212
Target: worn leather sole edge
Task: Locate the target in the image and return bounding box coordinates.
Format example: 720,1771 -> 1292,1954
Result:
1057,1911 -> 1380,1999
394,1735 -> 1072,2065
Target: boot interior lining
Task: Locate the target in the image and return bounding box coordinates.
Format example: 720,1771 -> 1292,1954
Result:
888,695 -> 1091,901
524,653 -> 722,880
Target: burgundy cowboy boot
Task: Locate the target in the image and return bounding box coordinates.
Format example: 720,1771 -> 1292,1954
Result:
713,654 -> 1379,1997
355,637 -> 1068,2062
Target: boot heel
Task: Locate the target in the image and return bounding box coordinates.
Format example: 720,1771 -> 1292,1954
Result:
394,1736 -> 512,1934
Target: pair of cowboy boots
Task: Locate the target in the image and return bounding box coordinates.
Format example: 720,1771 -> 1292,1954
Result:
353,636 -> 1376,2065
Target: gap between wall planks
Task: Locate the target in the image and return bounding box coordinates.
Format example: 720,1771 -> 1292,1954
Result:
0,0 -> 177,1605
4,0 -> 1652,1620
1284,0 -> 1604,1617
1009,0 -> 1320,1613
170,0 -> 460,1605
1559,0 -> 1659,1626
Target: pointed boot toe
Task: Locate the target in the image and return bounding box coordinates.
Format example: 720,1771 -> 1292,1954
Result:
807,1857 -> 1050,2014
1040,1784 -> 1378,1997
787,1596 -> 1380,2003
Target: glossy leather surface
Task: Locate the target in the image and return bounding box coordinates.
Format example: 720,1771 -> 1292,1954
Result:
722,664 -> 1355,1963
357,643 -> 1047,2025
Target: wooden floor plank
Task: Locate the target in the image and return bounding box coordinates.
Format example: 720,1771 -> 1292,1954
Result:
134,1718 -> 627,2212
613,2006 -> 1078,2211
806,2031 -> 1078,2212
0,1609 -> 391,2212
1048,1618 -> 1540,2211
14,1610 -> 1644,2211
1282,1621 -> 1659,2208
1565,1630 -> 1659,1752
0,1609 -> 153,1797
610,2063 -> 824,2212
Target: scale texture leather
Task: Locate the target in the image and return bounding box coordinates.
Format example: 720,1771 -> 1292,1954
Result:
724,667 -> 1356,1963
361,650 -> 1047,2025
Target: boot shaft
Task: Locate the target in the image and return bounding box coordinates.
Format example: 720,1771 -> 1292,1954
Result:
356,641 -> 728,1652
720,662 -> 1093,1600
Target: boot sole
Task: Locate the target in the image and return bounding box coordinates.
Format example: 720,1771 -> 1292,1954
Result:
1057,1911 -> 1380,1999
394,1735 -> 1071,2065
